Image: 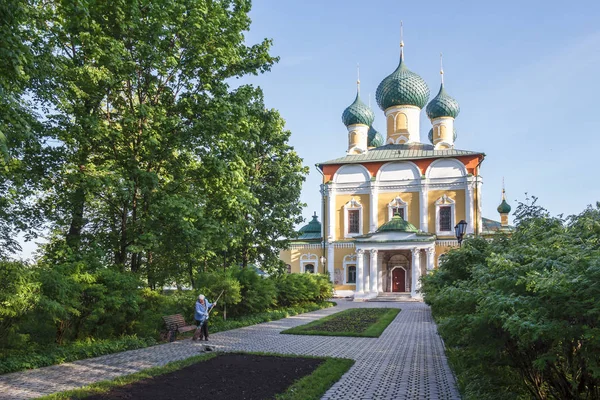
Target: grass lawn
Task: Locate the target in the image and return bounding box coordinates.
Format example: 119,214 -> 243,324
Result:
280,307 -> 400,337
38,352 -> 354,400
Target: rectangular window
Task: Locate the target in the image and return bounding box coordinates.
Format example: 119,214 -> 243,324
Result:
348,210 -> 360,234
348,266 -> 356,284
392,207 -> 405,219
439,206 -> 452,231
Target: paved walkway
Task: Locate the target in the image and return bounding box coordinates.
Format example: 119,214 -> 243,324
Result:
0,301 -> 460,399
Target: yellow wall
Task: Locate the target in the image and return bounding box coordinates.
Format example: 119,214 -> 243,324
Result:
332,246 -> 357,286
377,192 -> 420,228
334,194 -> 370,240
428,189 -> 466,238
279,248 -> 324,274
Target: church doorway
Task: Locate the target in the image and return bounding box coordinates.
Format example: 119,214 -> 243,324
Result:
391,267 -> 406,292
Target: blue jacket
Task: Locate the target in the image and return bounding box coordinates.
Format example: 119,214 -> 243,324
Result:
195,299 -> 212,323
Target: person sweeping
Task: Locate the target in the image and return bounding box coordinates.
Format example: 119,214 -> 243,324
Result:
193,294 -> 213,341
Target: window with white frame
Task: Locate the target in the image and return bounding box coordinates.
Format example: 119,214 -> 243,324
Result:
347,266 -> 356,283
300,253 -> 318,274
388,196 -> 408,221
343,198 -> 363,237
435,194 -> 455,236
343,254 -> 358,284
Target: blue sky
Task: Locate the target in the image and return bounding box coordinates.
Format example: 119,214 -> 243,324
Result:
237,0 -> 600,228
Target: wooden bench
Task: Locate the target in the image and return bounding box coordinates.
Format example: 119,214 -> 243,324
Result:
162,314 -> 196,342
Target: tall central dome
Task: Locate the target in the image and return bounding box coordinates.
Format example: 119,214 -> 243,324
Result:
375,51 -> 430,111
375,44 -> 429,144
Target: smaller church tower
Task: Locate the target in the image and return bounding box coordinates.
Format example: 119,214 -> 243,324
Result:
426,55 -> 460,149
497,185 -> 512,227
342,74 -> 374,155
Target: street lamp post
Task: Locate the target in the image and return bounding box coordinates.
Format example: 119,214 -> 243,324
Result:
319,256 -> 326,274
454,220 -> 468,247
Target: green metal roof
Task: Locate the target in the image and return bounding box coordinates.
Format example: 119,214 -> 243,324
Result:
368,126 -> 384,147
342,92 -> 374,127
426,83 -> 460,119
376,54 -> 430,110
482,217 -> 514,232
319,143 -> 483,166
377,213 -> 418,233
297,213 -> 322,240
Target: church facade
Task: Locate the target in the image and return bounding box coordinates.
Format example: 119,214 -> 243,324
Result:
280,42 -> 510,299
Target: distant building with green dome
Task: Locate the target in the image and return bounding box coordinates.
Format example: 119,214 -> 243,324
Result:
281,37 -> 512,300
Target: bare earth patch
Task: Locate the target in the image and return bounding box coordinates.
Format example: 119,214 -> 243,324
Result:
83,353 -> 323,400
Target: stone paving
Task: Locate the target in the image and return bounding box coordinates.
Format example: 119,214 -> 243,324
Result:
0,301 -> 460,399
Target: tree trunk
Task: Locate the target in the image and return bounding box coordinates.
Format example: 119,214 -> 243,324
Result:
66,186 -> 85,250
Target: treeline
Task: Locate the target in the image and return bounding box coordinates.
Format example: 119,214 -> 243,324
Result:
422,200 -> 600,399
0,0 -> 308,286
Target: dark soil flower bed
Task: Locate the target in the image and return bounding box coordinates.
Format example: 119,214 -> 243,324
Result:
41,353 -> 355,400
281,308 -> 400,337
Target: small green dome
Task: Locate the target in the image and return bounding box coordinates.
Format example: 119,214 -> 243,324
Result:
342,92 -> 374,127
368,126 -> 384,148
428,127 -> 457,144
497,199 -> 511,214
299,213 -> 321,234
426,83 -> 460,119
377,213 -> 418,233
376,55 -> 430,110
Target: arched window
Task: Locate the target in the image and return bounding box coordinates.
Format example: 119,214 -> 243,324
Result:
304,264 -> 315,274
388,196 -> 408,221
435,194 -> 456,236
395,113 -> 408,131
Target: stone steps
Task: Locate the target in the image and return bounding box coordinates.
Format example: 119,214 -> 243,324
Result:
367,292 -> 420,302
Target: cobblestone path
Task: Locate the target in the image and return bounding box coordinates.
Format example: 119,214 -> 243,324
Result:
0,301 -> 460,399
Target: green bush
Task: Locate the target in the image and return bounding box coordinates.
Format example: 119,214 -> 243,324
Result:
229,267 -> 277,316
0,260 -> 40,348
274,273 -> 333,307
0,335 -> 156,374
422,201 -> 600,399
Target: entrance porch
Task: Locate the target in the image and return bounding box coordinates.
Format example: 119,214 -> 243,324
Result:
353,246 -> 435,300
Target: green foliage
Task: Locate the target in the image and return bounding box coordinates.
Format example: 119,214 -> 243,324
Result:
274,273 -> 333,307
422,199 -> 600,400
0,261 -> 40,347
226,267 -> 277,316
0,336 -> 156,375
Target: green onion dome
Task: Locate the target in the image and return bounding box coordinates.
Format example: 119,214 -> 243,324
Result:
426,83 -> 460,119
368,126 -> 384,147
376,55 -> 430,110
342,92 -> 375,127
497,199 -> 511,214
428,127 -> 457,144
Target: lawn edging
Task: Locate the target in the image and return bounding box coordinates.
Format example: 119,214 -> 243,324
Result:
37,352 -> 354,400
281,307 -> 400,337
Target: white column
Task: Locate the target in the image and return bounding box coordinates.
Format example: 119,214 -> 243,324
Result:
420,183 -> 428,232
411,247 -> 421,297
327,244 -> 335,283
465,179 -> 474,234
369,183 -> 379,233
363,252 -> 370,294
370,249 -> 378,293
426,247 -> 435,272
378,258 -> 384,292
326,183 -> 336,240
356,249 -> 364,294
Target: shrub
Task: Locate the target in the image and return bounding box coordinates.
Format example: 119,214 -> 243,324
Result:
274,273 -> 332,307
0,260 -> 40,348
229,267 -> 277,316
